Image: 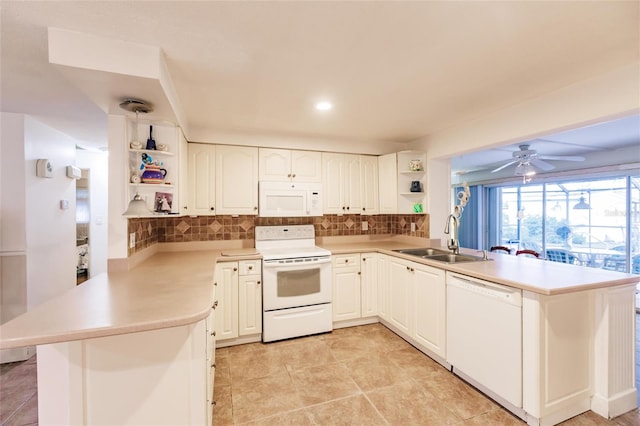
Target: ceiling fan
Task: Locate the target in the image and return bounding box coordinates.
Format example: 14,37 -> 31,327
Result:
490,144 -> 585,176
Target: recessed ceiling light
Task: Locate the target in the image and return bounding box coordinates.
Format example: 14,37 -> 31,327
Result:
315,101 -> 333,111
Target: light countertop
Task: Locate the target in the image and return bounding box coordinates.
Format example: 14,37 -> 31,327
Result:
1,238 -> 637,350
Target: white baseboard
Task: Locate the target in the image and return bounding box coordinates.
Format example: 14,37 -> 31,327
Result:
0,346 -> 35,364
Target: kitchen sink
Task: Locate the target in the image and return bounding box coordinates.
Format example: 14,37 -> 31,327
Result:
421,254 -> 485,263
393,248 -> 489,263
393,248 -> 451,257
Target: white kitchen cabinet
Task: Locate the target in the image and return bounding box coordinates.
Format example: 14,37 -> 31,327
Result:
397,150 -> 427,214
238,260 -> 262,336
378,153 -> 398,214
359,156 -> 379,215
214,262 -> 239,340
187,143 -> 216,215
387,256 -> 414,335
377,254 -> 392,321
258,148 -> 321,182
177,130 -> 189,214
332,254 -> 361,321
322,153 -> 363,214
360,252 -> 378,317
215,145 -> 259,215
412,264 -> 446,358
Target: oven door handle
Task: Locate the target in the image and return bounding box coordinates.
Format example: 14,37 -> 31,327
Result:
262,257 -> 331,269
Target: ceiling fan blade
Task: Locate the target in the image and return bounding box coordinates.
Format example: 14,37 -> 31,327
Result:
530,158 -> 555,171
538,155 -> 585,162
490,160 -> 519,173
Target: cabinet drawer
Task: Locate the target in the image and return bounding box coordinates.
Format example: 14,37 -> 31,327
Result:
239,260 -> 261,276
332,254 -> 360,270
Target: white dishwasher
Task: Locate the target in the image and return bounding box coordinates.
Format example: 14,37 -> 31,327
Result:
446,272 -> 523,410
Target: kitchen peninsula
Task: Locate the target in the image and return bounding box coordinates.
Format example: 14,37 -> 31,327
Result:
0,237 -> 637,426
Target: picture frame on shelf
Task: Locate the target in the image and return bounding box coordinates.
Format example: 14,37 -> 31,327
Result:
154,191 -> 173,213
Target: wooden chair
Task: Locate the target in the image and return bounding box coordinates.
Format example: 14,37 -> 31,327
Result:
490,246 -> 511,254
516,249 -> 540,258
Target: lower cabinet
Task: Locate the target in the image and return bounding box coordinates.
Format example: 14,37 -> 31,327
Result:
379,254 -> 446,359
215,260 -> 262,342
332,253 -> 378,322
332,254 -> 361,321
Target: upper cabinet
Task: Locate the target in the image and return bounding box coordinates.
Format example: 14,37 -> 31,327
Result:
258,148 -> 321,182
322,153 -> 379,215
378,153 -> 398,214
322,153 -> 361,214
215,145 -> 259,215
187,143 -> 216,215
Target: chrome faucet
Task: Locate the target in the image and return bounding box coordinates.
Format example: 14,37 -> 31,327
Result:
444,214 -> 459,254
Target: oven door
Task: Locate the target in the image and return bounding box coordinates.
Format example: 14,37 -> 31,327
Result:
262,257 -> 331,311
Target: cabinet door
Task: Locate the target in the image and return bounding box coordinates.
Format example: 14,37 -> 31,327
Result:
388,257 -> 413,335
413,264 -> 446,358
377,255 -> 391,321
344,154 -> 361,213
332,254 -> 361,321
360,155 -> 379,215
214,262 -> 239,340
258,148 -> 291,182
177,131 -> 189,214
378,153 -> 397,214
322,153 -> 345,214
188,143 -> 216,216
360,253 -> 378,318
238,274 -> 262,336
215,145 -> 259,215
291,150 -> 322,182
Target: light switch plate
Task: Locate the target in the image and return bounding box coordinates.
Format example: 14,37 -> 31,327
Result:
410,222 -> 416,232
129,233 -> 136,248
361,221 -> 368,231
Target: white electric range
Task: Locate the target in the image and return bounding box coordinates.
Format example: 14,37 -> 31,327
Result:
255,225 -> 332,342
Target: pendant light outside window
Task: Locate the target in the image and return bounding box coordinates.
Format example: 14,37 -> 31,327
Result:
573,191 -> 591,210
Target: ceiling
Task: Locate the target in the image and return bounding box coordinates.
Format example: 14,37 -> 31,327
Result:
1,1 -> 639,156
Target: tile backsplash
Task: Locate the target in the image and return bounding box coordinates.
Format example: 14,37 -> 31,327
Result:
128,214 -> 429,256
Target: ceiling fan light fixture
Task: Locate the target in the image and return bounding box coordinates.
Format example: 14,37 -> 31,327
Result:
514,162 -> 536,177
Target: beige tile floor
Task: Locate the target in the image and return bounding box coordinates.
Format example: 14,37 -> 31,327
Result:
213,323 -> 640,426
0,322 -> 639,425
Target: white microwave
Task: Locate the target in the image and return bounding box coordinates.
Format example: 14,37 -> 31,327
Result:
259,181 -> 323,217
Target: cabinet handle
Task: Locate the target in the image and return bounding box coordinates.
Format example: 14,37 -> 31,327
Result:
292,173 -> 296,178
248,265 -> 253,270
342,206 -> 346,210
257,280 -> 261,285
184,206 -> 187,210
212,363 -> 216,368
410,267 -> 415,272
213,300 -> 218,309
362,257 -> 366,261
212,330 -> 216,336
233,267 -> 238,272
406,266 -> 410,271
358,271 -> 361,275
345,259 -> 349,263
210,207 -> 214,211
287,173 -> 291,178
362,207 -> 366,211
346,206 -> 350,210
254,206 -> 258,210
212,401 -> 216,406
214,282 -> 217,286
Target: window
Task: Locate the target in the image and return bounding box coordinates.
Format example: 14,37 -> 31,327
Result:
481,175 -> 639,274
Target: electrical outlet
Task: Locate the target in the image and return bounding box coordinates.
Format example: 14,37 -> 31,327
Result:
129,233 -> 136,248
361,221 -> 369,231
410,222 -> 416,232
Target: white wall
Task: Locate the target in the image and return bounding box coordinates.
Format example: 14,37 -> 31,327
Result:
107,115 -> 129,260
77,150 -> 109,277
23,116 -> 77,308
409,63 -> 640,240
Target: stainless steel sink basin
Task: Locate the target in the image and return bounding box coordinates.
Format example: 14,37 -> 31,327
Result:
421,254 -> 485,263
393,248 -> 450,257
